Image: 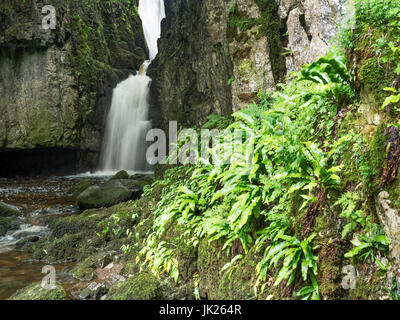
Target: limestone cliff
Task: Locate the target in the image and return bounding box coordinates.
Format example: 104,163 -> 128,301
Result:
0,0 -> 147,175
149,0 -> 346,130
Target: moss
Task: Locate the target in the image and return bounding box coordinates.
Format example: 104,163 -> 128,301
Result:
0,201 -> 21,217
347,266 -> 388,300
254,0 -> 286,83
76,180 -> 132,210
358,57 -> 394,107
32,232 -> 89,263
71,252 -> 114,281
0,216 -> 12,236
386,174 -> 400,208
9,282 -> 66,300
316,241 -> 344,299
69,180 -> 93,198
217,247 -> 259,300
68,0 -> 146,119
367,123 -> 387,191
163,225 -> 198,283
107,272 -> 163,300
227,1 -> 286,83
197,237 -> 231,300
71,257 -> 97,281
107,170 -> 129,182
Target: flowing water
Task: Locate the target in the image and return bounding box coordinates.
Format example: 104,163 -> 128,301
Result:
99,0 -> 165,173
0,176 -> 105,299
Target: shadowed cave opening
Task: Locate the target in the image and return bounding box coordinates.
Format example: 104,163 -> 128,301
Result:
0,148 -> 81,178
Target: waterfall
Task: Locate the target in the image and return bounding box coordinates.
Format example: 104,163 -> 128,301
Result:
139,0 -> 166,61
99,0 -> 165,174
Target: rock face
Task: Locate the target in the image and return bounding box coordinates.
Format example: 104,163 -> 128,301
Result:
0,0 -> 147,173
149,0 -> 346,129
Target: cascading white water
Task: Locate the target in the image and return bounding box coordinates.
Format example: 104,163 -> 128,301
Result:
99,0 -> 165,173
139,0 -> 166,61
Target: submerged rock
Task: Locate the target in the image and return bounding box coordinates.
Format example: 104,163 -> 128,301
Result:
107,272 -> 163,300
0,201 -> 21,217
9,282 -> 66,300
77,180 -> 132,210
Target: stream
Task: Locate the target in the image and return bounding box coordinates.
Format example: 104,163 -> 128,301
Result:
0,175 -> 106,299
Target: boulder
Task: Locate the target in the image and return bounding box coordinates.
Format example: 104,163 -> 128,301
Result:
107,170 -> 130,182
107,272 -> 163,300
0,201 -> 21,217
15,235 -> 40,249
0,217 -> 15,236
9,282 -> 66,300
77,180 -> 132,210
79,282 -> 108,300
69,180 -> 94,198
71,252 -> 115,281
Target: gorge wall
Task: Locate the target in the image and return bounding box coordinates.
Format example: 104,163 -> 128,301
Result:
0,0 -> 348,176
0,0 -> 147,176
149,0 -> 347,130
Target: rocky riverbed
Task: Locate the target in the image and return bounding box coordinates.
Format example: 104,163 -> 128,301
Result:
0,171 -> 158,300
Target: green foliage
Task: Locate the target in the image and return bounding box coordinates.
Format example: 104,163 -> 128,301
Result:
134,49 -> 363,297
354,0 -> 400,31
296,274 -> 320,300
301,49 -> 348,84
282,141 -> 342,211
256,233 -> 318,289
202,114 -> 230,130
382,87 -> 400,111
345,224 -> 390,266
334,192 -> 368,238
229,16 -> 250,32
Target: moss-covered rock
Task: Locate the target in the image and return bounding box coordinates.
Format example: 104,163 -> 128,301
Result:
33,200 -> 146,263
69,180 -> 93,198
346,266 -> 389,300
0,216 -> 13,236
9,282 -> 66,300
107,272 -> 163,300
217,247 -> 259,300
107,170 -> 129,182
0,201 -> 21,217
77,180 -> 132,210
197,237 -> 231,299
71,252 -> 114,281
32,232 -> 89,263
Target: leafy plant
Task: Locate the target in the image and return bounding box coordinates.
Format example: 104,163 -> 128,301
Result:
296,273 -> 320,300
256,233 -> 318,289
345,224 -> 390,266
334,192 -> 368,238
382,87 -> 400,110
299,47 -> 353,100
